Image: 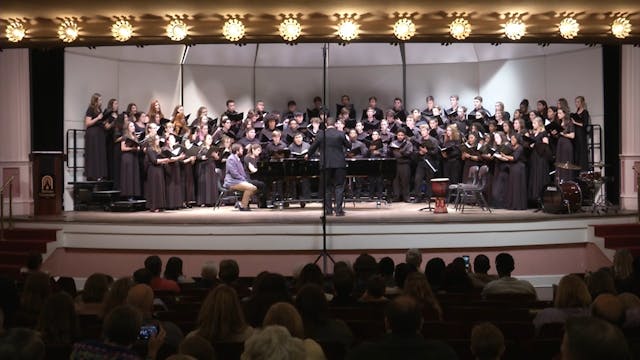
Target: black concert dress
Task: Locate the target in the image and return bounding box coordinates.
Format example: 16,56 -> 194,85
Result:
505,146 -> 528,210
182,160 -> 196,205
196,149 -> 219,206
164,156 -> 184,210
527,131 -> 552,203
573,110 -> 590,171
145,150 -> 166,211
119,143 -> 141,198
556,122 -> 575,182
84,107 -> 108,180
442,140 -> 462,185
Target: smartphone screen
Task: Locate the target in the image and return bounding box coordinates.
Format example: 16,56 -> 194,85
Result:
462,255 -> 470,271
138,325 -> 158,340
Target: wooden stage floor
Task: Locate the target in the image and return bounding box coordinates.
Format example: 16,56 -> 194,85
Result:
15,202 -> 632,226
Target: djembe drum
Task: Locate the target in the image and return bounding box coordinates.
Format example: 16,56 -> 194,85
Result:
431,178 -> 450,214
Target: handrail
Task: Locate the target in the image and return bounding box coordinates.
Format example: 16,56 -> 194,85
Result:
66,128 -> 86,185
0,176 -> 15,240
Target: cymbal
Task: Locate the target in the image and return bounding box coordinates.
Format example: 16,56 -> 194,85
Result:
554,161 -> 582,170
592,162 -> 611,167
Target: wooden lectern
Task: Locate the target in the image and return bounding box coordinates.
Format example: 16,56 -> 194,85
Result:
30,151 -> 64,215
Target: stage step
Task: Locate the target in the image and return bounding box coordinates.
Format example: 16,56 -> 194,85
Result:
0,228 -> 58,278
593,223 -> 640,256
110,200 -> 147,212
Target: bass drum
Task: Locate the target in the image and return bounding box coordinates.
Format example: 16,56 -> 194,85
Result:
542,181 -> 582,213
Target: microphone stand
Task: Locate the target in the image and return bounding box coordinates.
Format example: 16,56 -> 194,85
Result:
314,43 -> 335,274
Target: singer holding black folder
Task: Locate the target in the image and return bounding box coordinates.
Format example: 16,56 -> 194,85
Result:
307,117 -> 351,216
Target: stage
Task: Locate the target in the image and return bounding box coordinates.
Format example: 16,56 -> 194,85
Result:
9,201 -> 636,299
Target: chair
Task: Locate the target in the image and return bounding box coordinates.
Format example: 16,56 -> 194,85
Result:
458,165 -> 491,213
214,168 -> 241,210
450,165 -> 479,209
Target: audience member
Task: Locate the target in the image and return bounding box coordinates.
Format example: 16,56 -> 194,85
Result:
358,275 -> 389,303
16,272 -> 51,327
378,257 -> 396,289
244,272 -> 292,328
0,275 -> 19,327
591,293 -> 625,326
191,284 -> 253,343
403,272 -> 443,321
330,268 -> 358,306
619,292 -> 640,328
347,296 -> 456,360
482,253 -> 536,300
405,249 -> 423,270
21,252 -> 43,275
36,292 -> 79,345
393,262 -> 417,290
470,322 -> 505,360
585,268 -> 616,298
219,259 -> 250,299
126,284 -> 184,349
145,256 -> 180,293
102,277 -> 134,318
263,302 -> 326,360
0,328 -> 45,360
469,254 -> 498,288
352,254 -> 378,297
164,257 -> 191,284
178,335 -> 215,360
241,326 -> 306,360
612,249 -> 635,294
70,305 -> 166,360
296,264 -> 331,300
424,258 -> 446,292
533,274 -> 591,332
75,273 -> 109,315
443,258 -> 474,293
197,261 -> 220,289
133,268 -> 153,285
561,316 -> 631,360
296,284 -> 353,347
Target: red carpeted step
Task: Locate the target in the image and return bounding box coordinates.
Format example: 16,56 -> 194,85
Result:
0,240 -> 49,253
0,251 -> 29,265
0,264 -> 21,278
604,235 -> 640,249
2,228 -> 58,242
593,224 -> 640,238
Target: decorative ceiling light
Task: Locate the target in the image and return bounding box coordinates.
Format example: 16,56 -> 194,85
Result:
503,18 -> 526,40
166,19 -> 188,41
5,20 -> 26,43
393,18 -> 416,41
611,17 -> 631,39
223,18 -> 245,42
337,18 -> 359,41
449,18 -> 471,40
559,17 -> 580,39
111,20 -> 133,42
279,17 -> 302,42
58,19 -> 79,43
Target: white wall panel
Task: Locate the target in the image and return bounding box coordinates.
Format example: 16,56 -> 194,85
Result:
255,67 -> 323,114
117,62 -> 181,115
406,63 -> 478,111
327,66 -> 403,116
182,65 -> 254,118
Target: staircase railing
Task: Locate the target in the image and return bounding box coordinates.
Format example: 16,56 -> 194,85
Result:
66,128 -> 86,184
0,176 -> 15,240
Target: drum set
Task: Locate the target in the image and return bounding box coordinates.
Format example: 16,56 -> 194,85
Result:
542,161 -> 612,214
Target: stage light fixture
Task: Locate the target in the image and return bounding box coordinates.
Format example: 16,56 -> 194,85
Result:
223,18 -> 245,42
279,17 -> 302,42
611,17 -> 631,39
111,20 -> 133,42
58,19 -> 79,43
559,17 -> 580,39
167,19 -> 188,41
449,18 -> 471,40
504,18 -> 526,40
337,18 -> 359,41
393,18 -> 415,41
6,20 -> 26,43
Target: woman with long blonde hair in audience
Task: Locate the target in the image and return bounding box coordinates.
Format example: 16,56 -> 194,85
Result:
263,302 -> 326,360
36,292 -> 79,346
190,284 -> 254,343
101,277 -> 134,319
403,272 -> 443,321
533,274 -> 591,333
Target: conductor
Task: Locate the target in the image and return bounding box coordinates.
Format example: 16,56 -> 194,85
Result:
307,117 -> 351,216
